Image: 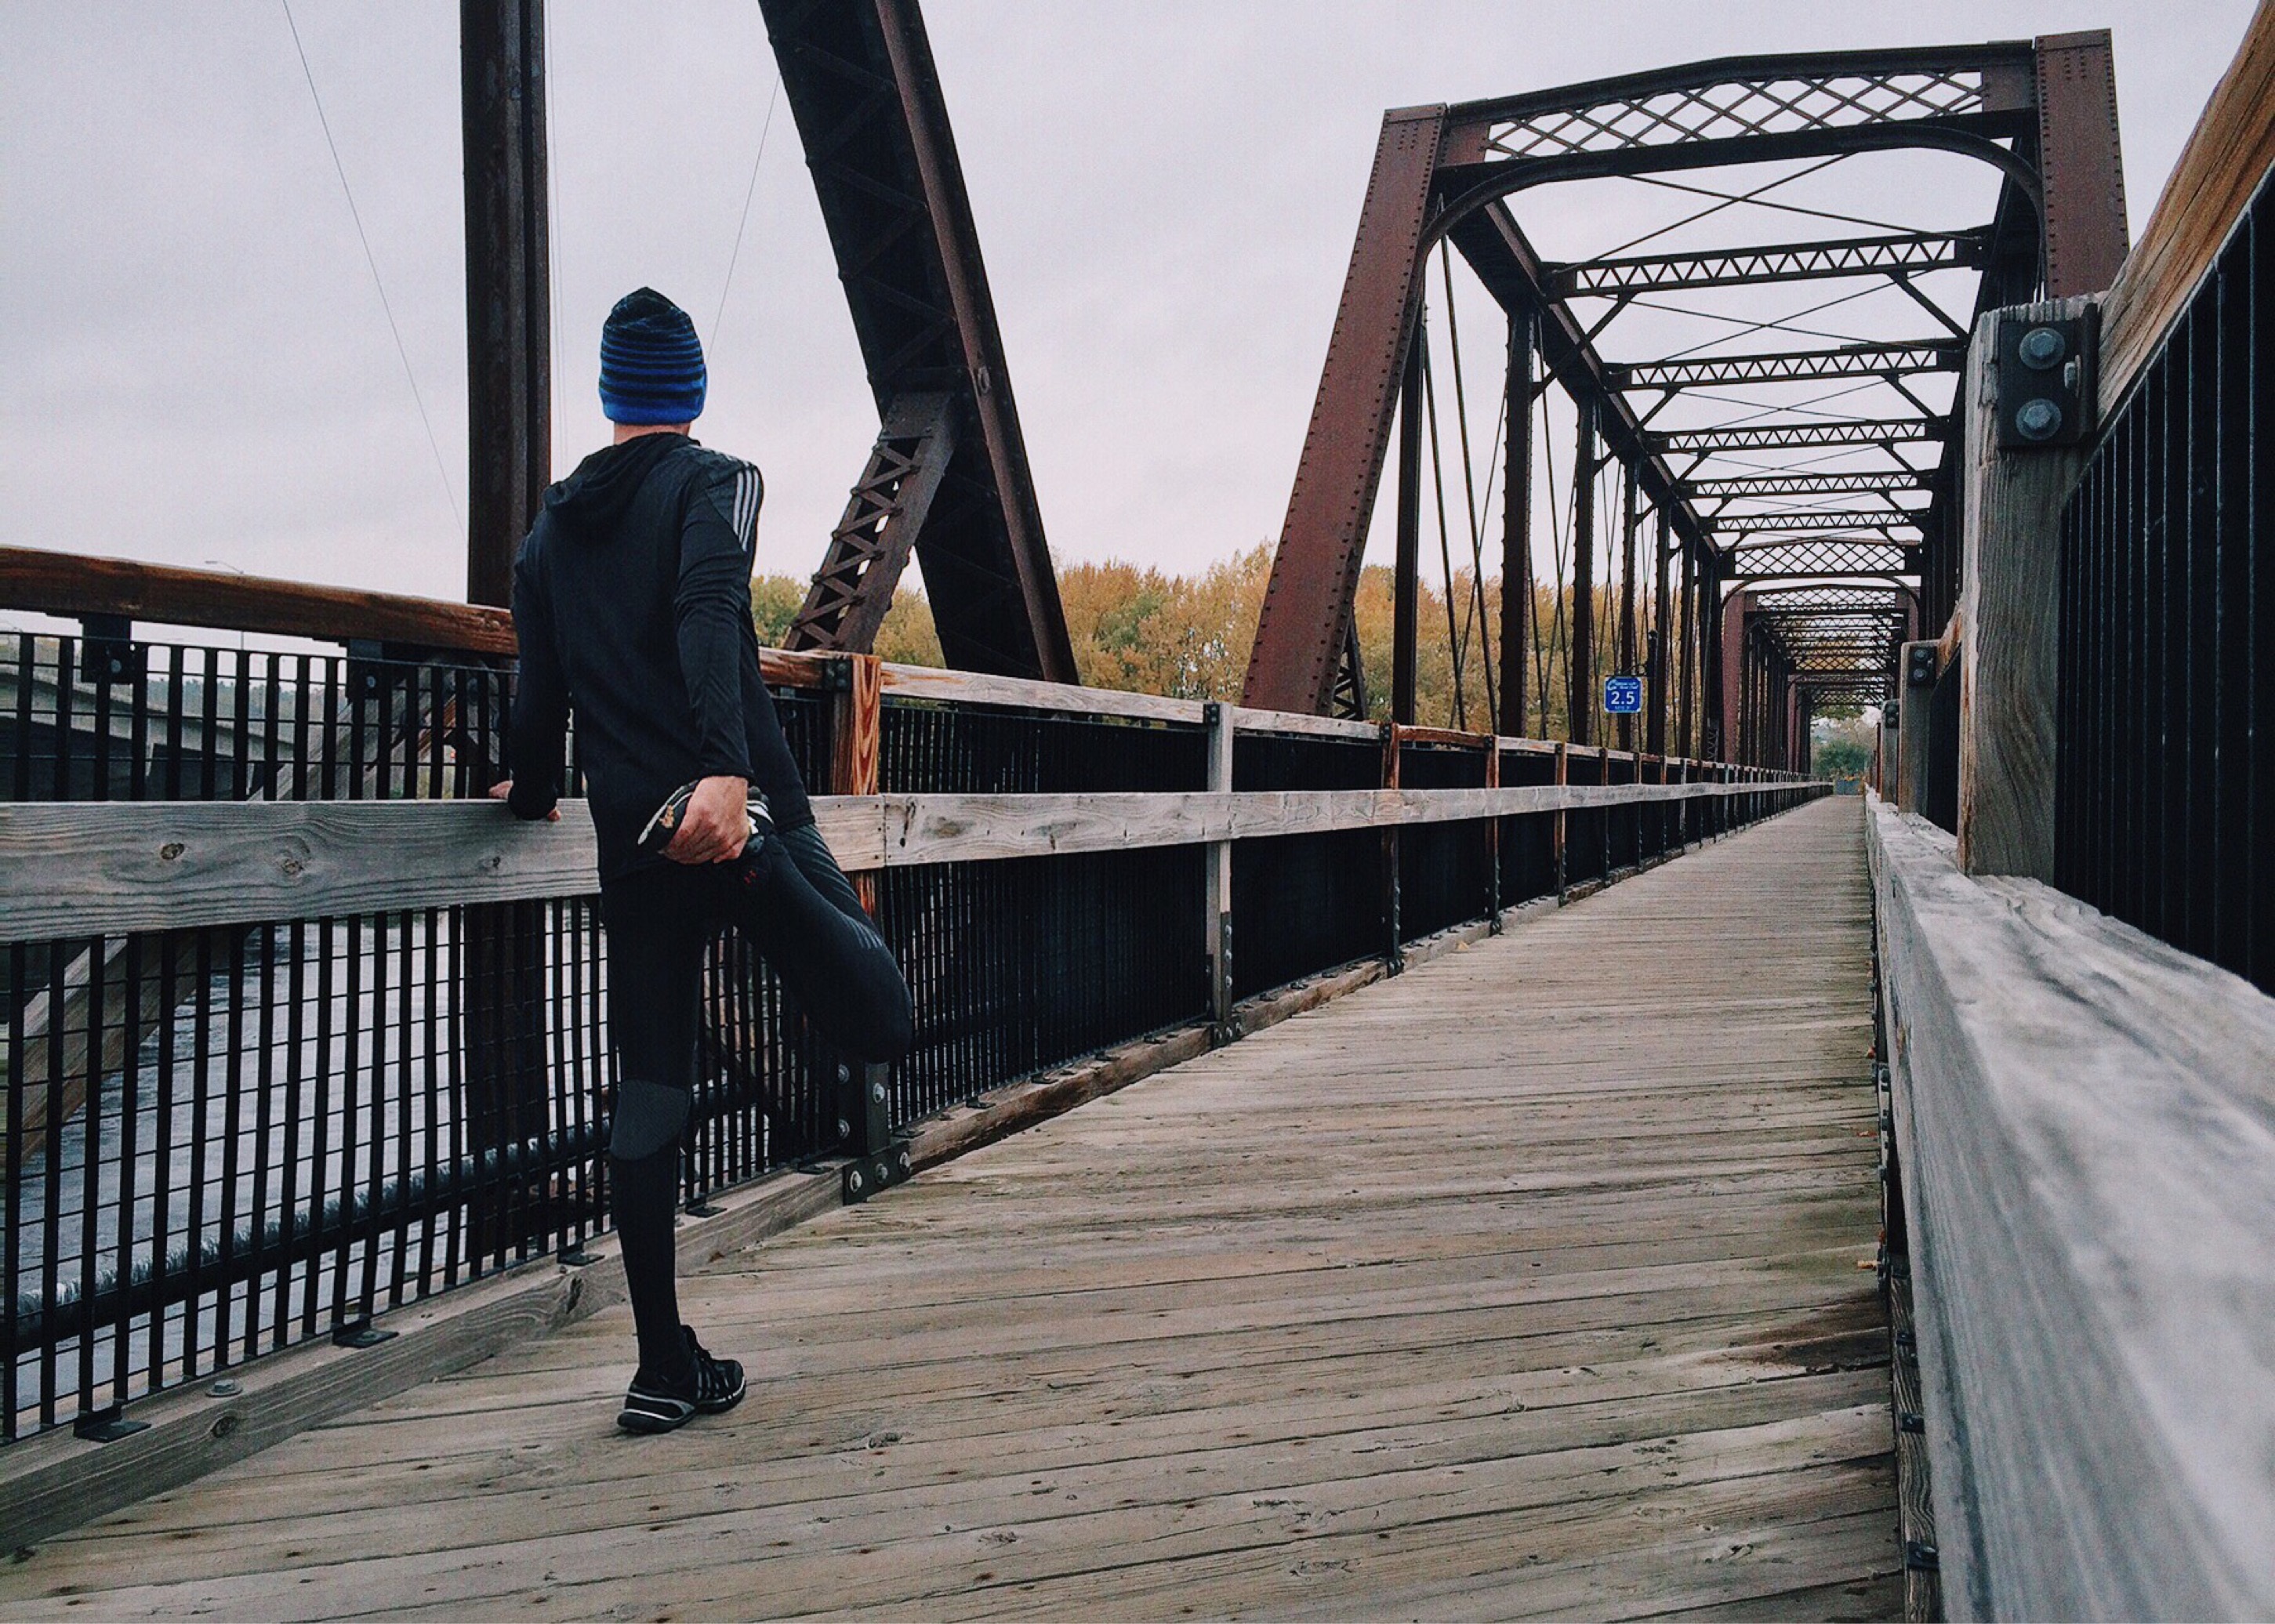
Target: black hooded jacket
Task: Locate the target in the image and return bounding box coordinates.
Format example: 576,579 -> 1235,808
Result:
506,433 -> 814,880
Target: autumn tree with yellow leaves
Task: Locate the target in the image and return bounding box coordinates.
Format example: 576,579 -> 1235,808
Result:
752,546 -> 1685,741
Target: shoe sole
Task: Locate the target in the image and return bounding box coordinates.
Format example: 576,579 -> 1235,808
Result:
617,1379 -> 746,1435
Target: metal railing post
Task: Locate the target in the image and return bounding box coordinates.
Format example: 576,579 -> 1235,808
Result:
1203,702 -> 1236,1041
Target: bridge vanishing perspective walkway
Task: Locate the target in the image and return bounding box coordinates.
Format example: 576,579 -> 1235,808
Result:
0,799 -> 1895,1621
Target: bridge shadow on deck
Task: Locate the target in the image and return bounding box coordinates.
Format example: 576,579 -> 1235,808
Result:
0,798 -> 1895,1621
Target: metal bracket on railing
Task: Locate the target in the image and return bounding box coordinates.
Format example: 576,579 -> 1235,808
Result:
71,1403 -> 150,1445
79,613 -> 143,686
331,1318 -> 398,1350
829,1050 -> 912,1203
345,638 -> 472,703
1994,310 -> 2095,450
843,1139 -> 915,1205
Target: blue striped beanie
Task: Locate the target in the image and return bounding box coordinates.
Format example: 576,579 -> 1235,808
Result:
598,288 -> 706,425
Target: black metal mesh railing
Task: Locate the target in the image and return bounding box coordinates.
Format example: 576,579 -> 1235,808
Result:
1,626 -> 1816,1441
1399,742 -> 1493,941
2057,173 -> 2275,995
1230,730 -> 1383,997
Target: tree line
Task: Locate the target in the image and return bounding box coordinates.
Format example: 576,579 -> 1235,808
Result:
753,546 -> 1701,742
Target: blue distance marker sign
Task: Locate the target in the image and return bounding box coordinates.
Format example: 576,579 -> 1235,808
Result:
1602,674 -> 1644,715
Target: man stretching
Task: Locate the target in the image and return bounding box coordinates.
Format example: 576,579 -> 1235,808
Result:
494,288 -> 913,1434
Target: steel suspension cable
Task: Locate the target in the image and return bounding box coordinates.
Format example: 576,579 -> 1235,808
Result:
1544,395 -> 1573,736
281,0 -> 460,534
1420,328 -> 1468,729
1438,248 -> 1497,732
713,63 -> 783,353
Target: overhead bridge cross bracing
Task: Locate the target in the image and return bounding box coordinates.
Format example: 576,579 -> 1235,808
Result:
1243,33 -> 2128,737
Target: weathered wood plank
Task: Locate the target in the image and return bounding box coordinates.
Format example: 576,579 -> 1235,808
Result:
1955,299 -> 2096,879
1870,794 -> 2275,1619
0,799 -> 1890,1620
1,785 -> 1818,939
0,545 -> 520,655
2097,0 -> 2275,410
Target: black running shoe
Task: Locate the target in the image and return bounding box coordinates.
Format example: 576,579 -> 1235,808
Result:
617,1325 -> 747,1434
638,781 -> 775,857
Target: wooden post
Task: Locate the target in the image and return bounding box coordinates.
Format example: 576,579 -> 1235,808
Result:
1897,640 -> 1936,817
829,654 -> 884,915
822,653 -> 888,1169
1958,296 -> 2098,878
1204,701 -> 1235,1037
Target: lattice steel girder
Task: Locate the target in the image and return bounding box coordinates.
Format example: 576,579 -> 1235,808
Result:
1652,417 -> 1949,452
1725,537 -> 1920,576
1750,585 -> 1910,610
760,0 -> 1076,681
1758,624 -> 1909,646
1247,36 -> 2126,716
1546,231 -> 1989,299
787,393 -> 955,653
1709,509 -> 1927,535
1684,470 -> 1935,498
1438,43 -> 2036,162
1748,585 -> 1914,618
1610,341 -> 1964,390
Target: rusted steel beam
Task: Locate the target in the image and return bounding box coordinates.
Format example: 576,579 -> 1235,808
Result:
1546,231 -> 1988,298
1682,470 -> 1935,498
2034,31 -> 2129,297
760,0 -> 1076,681
1391,341 -> 1424,726
1439,43 -> 2037,164
1653,418 -> 1948,453
1570,401 -> 1598,746
1708,510 -> 1928,535
460,0 -> 550,611
1609,341 -> 1964,390
1648,509 -> 1671,757
460,0 -> 555,1266
786,393 -> 956,653
1244,107 -> 1445,716
1616,460 -> 1640,751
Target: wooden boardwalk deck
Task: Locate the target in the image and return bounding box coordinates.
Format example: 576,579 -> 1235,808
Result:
0,796 -> 1896,1621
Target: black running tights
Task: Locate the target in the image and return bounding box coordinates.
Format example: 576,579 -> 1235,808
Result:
600,821 -> 913,1379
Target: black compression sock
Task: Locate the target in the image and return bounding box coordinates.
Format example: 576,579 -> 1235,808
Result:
610,1144 -> 691,1382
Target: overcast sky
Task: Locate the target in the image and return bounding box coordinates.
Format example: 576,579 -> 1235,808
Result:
2,1 -> 2255,611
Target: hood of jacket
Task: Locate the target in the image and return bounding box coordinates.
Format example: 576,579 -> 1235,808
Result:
542,433 -> 691,538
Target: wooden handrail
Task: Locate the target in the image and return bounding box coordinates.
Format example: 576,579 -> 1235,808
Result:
2098,0 -> 2275,411
0,546 -> 518,656
1868,795 -> 2275,1618
0,779 -> 1823,941
2,544 -> 1773,773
